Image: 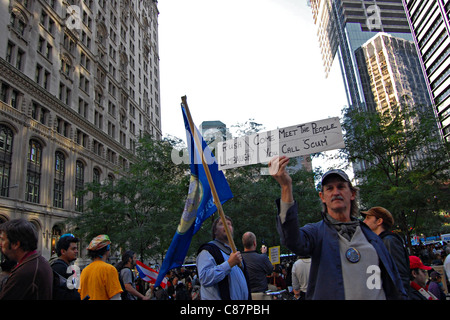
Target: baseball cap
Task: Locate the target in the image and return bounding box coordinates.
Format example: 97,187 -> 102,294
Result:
321,169 -> 350,186
409,256 -> 432,270
361,207 -> 394,229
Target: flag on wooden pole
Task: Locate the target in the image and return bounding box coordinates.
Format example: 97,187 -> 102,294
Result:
154,97 -> 233,287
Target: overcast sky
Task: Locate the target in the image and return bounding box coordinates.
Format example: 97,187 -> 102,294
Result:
157,0 -> 348,170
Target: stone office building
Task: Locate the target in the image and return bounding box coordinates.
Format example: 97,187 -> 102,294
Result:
0,0 -> 161,259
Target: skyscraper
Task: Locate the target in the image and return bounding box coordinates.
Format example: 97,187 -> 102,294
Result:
311,0 -> 413,110
200,120 -> 229,146
402,0 -> 450,142
0,0 -> 161,259
356,32 -> 431,112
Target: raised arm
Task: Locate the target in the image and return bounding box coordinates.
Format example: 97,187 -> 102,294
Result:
269,156 -> 293,203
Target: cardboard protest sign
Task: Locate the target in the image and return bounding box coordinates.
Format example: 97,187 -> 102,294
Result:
269,246 -> 281,265
217,117 -> 345,170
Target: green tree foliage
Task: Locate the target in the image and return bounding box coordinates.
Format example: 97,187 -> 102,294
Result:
68,134 -> 189,260
341,103 -> 450,248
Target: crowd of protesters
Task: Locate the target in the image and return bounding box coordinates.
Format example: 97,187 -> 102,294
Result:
412,242 -> 448,266
0,158 -> 449,300
0,216 -> 449,300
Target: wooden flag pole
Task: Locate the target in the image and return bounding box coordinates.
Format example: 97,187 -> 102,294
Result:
181,96 -> 239,257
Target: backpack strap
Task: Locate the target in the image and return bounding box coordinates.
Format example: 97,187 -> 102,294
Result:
198,242 -> 231,300
118,267 -> 135,300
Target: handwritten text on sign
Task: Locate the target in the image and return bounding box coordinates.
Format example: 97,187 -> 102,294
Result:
217,117 -> 345,170
269,246 -> 280,265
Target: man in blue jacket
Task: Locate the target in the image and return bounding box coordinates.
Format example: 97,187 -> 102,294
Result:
269,156 -> 407,300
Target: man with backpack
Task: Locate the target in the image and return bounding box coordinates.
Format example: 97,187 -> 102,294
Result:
51,233 -> 81,300
117,250 -> 149,300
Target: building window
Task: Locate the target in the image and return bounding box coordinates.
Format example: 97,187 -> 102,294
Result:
6,42 -> 15,64
93,168 -> 100,184
0,82 -> 22,109
26,140 -> 42,203
31,102 -> 49,126
78,98 -> 89,118
56,117 -> 70,137
76,129 -> 88,148
94,111 -> 103,130
54,151 -> 65,208
75,160 -> 84,212
0,125 -> 13,197
59,82 -> 71,106
10,10 -> 27,36
10,89 -> 19,109
63,33 -> 76,54
93,140 -> 103,157
61,58 -> 72,77
15,49 -> 24,71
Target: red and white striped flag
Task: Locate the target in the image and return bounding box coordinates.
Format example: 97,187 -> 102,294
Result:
135,260 -> 168,289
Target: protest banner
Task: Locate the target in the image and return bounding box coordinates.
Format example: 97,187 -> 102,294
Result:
217,117 -> 345,170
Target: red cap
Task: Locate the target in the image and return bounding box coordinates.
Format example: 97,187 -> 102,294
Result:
409,256 -> 432,270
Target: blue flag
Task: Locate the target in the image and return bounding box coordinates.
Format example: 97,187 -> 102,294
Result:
154,104 -> 233,287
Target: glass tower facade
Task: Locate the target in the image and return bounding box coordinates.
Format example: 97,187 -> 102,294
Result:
402,0 -> 450,142
311,0 -> 413,110
356,33 -> 431,113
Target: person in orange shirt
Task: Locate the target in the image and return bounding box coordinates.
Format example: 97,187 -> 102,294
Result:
78,235 -> 123,300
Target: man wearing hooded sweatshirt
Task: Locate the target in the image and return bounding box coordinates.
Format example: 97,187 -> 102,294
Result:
269,156 -> 407,300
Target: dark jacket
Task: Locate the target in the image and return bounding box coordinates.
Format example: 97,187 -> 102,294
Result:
0,251 -> 53,300
379,231 -> 411,298
409,288 -> 428,300
276,200 -> 407,300
241,250 -> 273,293
51,259 -> 81,300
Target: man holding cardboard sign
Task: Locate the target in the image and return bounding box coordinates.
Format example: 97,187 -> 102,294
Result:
269,156 -> 407,300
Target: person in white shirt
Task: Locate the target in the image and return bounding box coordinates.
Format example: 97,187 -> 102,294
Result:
444,247 -> 450,282
291,256 -> 311,300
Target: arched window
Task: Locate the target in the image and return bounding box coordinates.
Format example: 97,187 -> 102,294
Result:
75,160 -> 84,212
107,173 -> 115,184
0,125 -> 13,197
28,139 -> 41,165
53,151 -> 65,208
61,54 -> 73,77
93,168 -> 101,184
26,139 -> 42,203
96,22 -> 108,47
10,8 -> 28,36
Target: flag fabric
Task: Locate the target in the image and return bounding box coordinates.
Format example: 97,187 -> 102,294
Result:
154,104 -> 233,287
136,260 -> 168,289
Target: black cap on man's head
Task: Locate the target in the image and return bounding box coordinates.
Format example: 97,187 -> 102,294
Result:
321,169 -> 350,186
